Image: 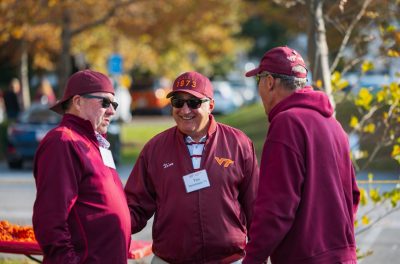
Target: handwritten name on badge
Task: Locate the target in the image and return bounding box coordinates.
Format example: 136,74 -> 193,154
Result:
183,169 -> 210,193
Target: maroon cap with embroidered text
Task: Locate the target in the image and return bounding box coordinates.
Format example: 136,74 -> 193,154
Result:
245,46 -> 307,78
166,71 -> 213,99
50,70 -> 114,114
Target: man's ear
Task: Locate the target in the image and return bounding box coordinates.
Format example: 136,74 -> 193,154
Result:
267,75 -> 275,91
71,95 -> 81,111
208,99 -> 215,113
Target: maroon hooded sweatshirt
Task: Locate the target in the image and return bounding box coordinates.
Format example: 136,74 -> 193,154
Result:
243,87 -> 360,264
33,114 -> 131,264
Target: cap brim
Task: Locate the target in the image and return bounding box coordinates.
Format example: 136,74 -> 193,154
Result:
49,100 -> 65,115
245,67 -> 261,77
166,89 -> 207,99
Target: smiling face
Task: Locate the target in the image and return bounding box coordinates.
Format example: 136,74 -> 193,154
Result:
171,92 -> 214,142
72,92 -> 116,134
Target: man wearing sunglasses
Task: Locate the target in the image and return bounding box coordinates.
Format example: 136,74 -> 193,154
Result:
242,46 -> 360,264
125,71 -> 259,263
33,70 -> 131,263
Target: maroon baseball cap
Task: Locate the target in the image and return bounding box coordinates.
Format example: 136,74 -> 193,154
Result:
50,70 -> 115,114
166,71 -> 213,99
245,46 -> 307,78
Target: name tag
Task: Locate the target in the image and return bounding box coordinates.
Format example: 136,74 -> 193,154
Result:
99,147 -> 116,169
183,169 -> 210,193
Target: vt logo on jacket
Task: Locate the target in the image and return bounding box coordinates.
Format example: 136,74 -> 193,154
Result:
215,157 -> 234,168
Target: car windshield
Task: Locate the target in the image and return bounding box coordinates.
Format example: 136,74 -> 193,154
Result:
19,106 -> 61,124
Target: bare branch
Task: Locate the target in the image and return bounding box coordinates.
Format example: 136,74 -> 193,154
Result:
329,0 -> 373,73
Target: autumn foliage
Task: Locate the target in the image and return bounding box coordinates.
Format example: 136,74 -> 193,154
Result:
0,220 -> 36,242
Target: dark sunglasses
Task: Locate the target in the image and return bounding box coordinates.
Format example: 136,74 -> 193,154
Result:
81,94 -> 119,110
171,98 -> 210,109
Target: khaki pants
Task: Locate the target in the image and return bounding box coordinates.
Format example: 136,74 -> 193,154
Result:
151,255 -> 242,264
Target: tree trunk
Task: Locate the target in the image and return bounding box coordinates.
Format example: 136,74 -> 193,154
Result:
58,7 -> 72,98
306,0 -> 335,109
19,40 -> 30,110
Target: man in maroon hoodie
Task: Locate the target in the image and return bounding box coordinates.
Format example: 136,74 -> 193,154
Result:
242,47 -> 360,264
33,70 -> 131,263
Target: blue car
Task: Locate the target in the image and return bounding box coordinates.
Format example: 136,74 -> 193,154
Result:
6,103 -> 121,169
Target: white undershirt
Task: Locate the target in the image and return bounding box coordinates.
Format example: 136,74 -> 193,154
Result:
185,135 -> 207,169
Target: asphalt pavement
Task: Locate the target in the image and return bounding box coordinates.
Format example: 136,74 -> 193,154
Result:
0,161 -> 399,263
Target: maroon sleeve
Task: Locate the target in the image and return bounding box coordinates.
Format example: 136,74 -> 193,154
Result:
243,140 -> 303,264
32,134 -> 82,264
124,149 -> 157,234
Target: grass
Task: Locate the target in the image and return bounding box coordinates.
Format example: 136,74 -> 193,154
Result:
215,103 -> 268,159
120,120 -> 174,164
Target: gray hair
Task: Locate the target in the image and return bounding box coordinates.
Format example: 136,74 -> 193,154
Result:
261,71 -> 307,91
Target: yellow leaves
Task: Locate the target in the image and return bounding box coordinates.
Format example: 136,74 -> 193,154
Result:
315,79 -> 323,89
331,71 -> 349,92
361,215 -> 370,225
388,49 -> 400,57
365,11 -> 378,19
363,123 -> 375,134
360,188 -> 368,206
376,90 -> 386,103
355,88 -> 373,110
350,116 -> 359,128
11,26 -> 25,39
392,145 -> 400,163
369,188 -> 381,203
391,190 -> 400,207
361,61 -> 374,73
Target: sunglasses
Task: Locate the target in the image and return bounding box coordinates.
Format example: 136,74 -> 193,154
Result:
256,73 -> 270,86
81,94 -> 119,110
171,98 -> 210,109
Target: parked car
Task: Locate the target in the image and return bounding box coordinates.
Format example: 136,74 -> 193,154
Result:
211,81 -> 244,115
6,103 -> 121,169
228,78 -> 258,105
130,76 -> 172,115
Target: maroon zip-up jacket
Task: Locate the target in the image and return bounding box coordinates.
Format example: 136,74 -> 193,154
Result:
243,87 -> 360,264
33,114 -> 131,264
125,115 -> 259,263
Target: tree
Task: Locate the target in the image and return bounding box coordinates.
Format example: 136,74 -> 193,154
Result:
0,0 -> 246,97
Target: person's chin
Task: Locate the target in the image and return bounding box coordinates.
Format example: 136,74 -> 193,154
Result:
97,125 -> 108,134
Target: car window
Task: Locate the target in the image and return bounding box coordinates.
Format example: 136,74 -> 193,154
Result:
19,108 -> 61,124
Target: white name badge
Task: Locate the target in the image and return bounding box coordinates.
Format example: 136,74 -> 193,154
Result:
99,147 -> 116,169
183,169 -> 210,193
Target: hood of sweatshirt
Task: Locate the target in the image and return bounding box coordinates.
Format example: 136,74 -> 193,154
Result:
268,86 -> 333,123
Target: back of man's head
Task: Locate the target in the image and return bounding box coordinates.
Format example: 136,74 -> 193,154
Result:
246,46 -> 308,90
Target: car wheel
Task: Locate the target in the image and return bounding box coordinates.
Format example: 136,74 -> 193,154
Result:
8,159 -> 23,169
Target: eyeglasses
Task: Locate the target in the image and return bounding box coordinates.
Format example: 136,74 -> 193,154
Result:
81,94 -> 118,110
171,98 -> 210,109
256,73 -> 271,86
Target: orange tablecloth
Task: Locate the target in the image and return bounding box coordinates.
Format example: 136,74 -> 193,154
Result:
0,240 -> 152,259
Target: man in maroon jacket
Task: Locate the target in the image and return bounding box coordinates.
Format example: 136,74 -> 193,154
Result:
242,46 -> 360,264
33,70 -> 131,264
125,71 -> 259,263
